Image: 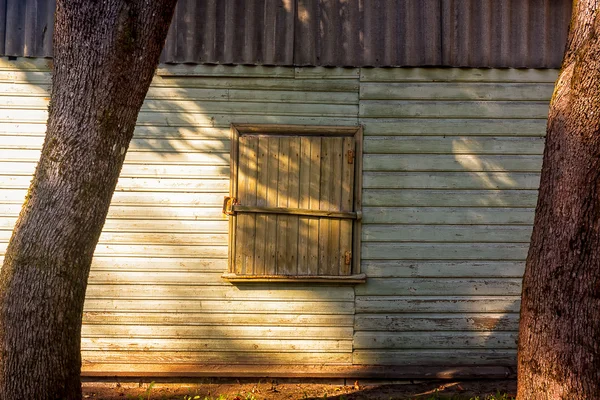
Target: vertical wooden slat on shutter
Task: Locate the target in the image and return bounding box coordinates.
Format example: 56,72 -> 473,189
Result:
234,136 -> 248,274
340,136 -> 356,275
276,138 -> 290,274
307,137 -> 321,275
328,137 -> 343,275
253,137 -> 269,275
264,138 -> 279,275
297,136 -> 312,275
286,137 -> 301,275
235,136 -> 259,274
244,137 -> 259,274
318,138 -> 332,275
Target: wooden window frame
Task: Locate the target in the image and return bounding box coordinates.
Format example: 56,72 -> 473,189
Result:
223,124 -> 365,283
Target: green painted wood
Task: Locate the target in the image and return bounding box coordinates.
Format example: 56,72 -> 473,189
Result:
362,225 -> 532,243
355,296 -> 521,313
362,207 -> 535,225
354,313 -> 520,332
360,261 -> 525,278
355,278 -> 522,296
360,68 -> 558,83
363,154 -> 543,172
352,349 -> 517,366
353,331 -> 518,349
360,82 -> 554,101
362,119 -> 547,136
360,100 -> 550,119
364,136 -> 544,155
363,172 -> 540,190
0,62 -> 560,373
362,243 -> 529,260
362,189 -> 539,207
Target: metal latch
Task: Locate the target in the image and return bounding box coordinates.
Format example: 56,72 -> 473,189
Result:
222,196 -> 237,215
344,251 -> 352,265
347,150 -> 355,164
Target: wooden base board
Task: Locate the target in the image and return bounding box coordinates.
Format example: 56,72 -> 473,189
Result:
82,364 -> 515,380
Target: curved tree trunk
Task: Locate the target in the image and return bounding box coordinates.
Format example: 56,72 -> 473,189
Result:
517,0 -> 600,398
0,1 -> 177,399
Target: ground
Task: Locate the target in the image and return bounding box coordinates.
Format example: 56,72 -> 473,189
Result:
82,378 -> 517,399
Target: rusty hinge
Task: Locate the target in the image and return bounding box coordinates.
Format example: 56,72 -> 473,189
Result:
347,149 -> 355,164
222,196 -> 237,215
344,251 -> 352,265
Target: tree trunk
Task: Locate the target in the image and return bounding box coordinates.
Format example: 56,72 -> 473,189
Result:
517,1 -> 600,398
0,1 -> 177,399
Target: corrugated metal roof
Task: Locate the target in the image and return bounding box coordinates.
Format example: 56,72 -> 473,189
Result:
0,0 -> 572,68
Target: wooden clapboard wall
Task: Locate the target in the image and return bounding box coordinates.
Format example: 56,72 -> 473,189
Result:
0,57 -> 558,375
356,68 -> 556,366
0,59 -> 359,375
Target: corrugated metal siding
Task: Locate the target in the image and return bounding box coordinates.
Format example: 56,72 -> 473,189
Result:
355,67 -> 557,366
0,59 -> 559,373
441,0 -> 572,68
0,0 -> 571,68
0,59 -> 358,374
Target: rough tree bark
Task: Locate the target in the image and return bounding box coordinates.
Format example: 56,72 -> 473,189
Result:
0,1 -> 177,399
517,0 -> 600,398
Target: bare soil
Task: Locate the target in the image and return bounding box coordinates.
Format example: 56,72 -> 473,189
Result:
82,378 -> 517,400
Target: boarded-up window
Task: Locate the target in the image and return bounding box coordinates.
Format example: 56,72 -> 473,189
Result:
223,124 -> 364,283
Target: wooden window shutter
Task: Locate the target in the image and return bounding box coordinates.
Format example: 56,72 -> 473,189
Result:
223,124 -> 364,283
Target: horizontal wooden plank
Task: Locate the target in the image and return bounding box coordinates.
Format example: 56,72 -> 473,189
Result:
156,65 -> 295,77
0,231 -> 227,245
0,176 -> 229,192
85,285 -> 354,301
82,312 -> 354,327
0,110 -> 357,127
81,325 -> 352,339
363,154 -> 542,172
1,244 -> 227,259
355,278 -> 522,296
82,337 -> 352,352
88,267 -> 225,286
360,261 -> 525,278
362,119 -> 547,136
362,207 -> 535,225
355,296 -> 521,313
362,189 -> 539,207
150,77 -> 359,92
0,162 -> 229,178
0,136 -> 229,152
360,101 -> 550,119
362,243 -> 529,260
139,100 -> 358,116
353,331 -> 518,349
352,349 -> 517,366
90,244 -> 228,258
363,172 -> 540,190
295,67 -> 360,79
89,257 -> 227,272
0,205 -> 227,220
354,313 -> 520,332
83,299 -> 355,314
360,82 -> 554,101
360,68 -> 558,83
80,363 -> 513,379
0,190 -> 226,207
0,58 -> 53,71
0,148 -> 229,164
81,350 -> 352,365
362,225 -> 532,243
364,136 -> 544,155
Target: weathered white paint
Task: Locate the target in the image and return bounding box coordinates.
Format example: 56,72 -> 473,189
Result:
0,58 -> 558,374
